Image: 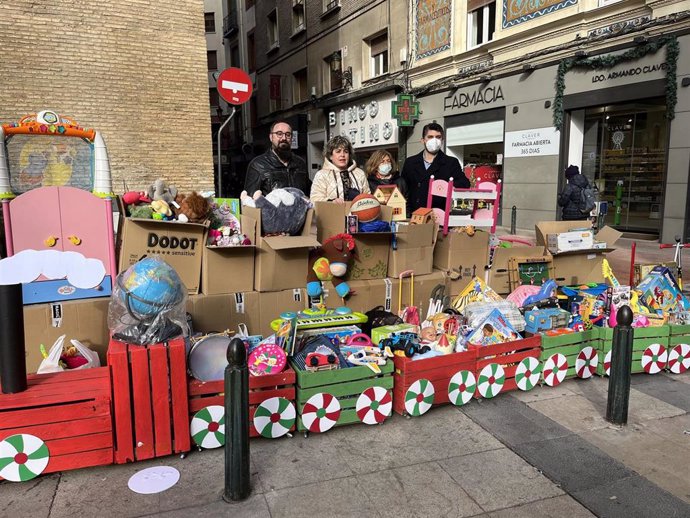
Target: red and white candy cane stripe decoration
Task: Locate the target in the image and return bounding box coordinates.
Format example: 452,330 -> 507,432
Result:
356,386 -> 392,425
668,343 -> 690,374
542,353 -> 568,387
603,350 -> 611,376
448,370 -> 476,406
576,346 -> 598,379
641,343 -> 667,375
301,393 -> 341,433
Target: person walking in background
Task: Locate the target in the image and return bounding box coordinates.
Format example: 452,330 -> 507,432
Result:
558,164 -> 590,221
310,135 -> 369,203
244,120 -> 310,195
401,122 -> 468,214
365,150 -> 407,198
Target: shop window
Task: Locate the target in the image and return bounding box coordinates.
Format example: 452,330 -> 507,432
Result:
293,68 -> 308,104
267,9 -> 279,51
467,0 -> 496,49
207,50 -> 218,71
368,32 -> 388,78
204,12 -> 215,33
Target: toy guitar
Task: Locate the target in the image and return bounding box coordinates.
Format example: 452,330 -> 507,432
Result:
270,306 -> 367,331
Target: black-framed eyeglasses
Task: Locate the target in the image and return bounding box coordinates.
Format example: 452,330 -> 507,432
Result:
271,131 -> 292,139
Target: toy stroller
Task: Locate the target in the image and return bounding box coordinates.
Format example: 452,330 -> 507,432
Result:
398,270 -> 420,326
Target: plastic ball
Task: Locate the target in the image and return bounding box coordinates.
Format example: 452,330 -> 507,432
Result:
350,194 -> 381,223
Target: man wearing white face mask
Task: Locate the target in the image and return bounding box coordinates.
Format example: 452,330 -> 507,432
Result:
401,122 -> 467,214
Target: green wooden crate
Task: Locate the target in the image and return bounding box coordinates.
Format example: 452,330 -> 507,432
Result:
596,325 -> 669,375
292,361 -> 394,433
540,329 -> 600,380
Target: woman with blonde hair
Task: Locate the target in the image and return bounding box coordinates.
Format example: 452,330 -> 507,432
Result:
365,149 -> 407,197
310,135 -> 369,203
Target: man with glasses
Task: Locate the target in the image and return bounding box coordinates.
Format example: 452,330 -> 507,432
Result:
244,121 -> 310,195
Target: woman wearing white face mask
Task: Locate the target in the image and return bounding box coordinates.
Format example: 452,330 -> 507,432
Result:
365,150 -> 407,198
400,122 -> 468,214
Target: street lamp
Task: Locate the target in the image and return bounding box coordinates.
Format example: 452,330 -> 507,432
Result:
330,51 -> 353,90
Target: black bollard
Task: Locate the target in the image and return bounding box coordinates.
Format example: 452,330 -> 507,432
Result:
0,283 -> 27,394
510,206 -> 517,235
223,337 -> 250,502
606,306 -> 634,425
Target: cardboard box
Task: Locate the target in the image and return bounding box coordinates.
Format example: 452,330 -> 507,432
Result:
365,270 -> 448,318
315,201 -> 393,281
546,229 -> 594,254
433,230 -> 490,271
388,221 -> 438,277
188,292 -> 252,335
201,215 -> 257,295
243,206 -> 319,292
320,279 -> 371,313
487,244 -> 541,295
535,222 -> 621,286
257,288 -> 308,337
117,202 -> 209,294
434,230 -> 490,295
23,298 -> 111,374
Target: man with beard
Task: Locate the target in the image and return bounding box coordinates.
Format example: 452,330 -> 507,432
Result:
401,122 -> 468,214
244,121 -> 310,195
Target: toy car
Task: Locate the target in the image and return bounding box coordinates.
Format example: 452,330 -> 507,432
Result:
305,352 -> 339,372
379,332 -> 430,358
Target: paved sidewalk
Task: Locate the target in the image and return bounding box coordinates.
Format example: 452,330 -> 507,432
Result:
1,373 -> 688,517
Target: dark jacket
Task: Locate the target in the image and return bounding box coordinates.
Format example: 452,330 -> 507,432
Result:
244,150 -> 310,195
367,172 -> 407,198
400,150 -> 468,214
558,173 -> 589,220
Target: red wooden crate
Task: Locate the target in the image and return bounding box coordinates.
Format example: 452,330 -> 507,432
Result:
473,335 -> 541,398
188,367 -> 296,438
393,349 -> 477,415
107,336 -> 190,464
0,367 -> 114,479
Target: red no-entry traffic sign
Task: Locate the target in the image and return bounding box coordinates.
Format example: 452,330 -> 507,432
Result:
217,68 -> 253,105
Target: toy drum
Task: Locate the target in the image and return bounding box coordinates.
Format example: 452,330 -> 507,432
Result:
188,333 -> 235,382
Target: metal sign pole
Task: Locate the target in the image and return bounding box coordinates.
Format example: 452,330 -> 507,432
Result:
217,106 -> 237,197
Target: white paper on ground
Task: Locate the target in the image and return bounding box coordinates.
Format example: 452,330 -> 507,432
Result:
127,466 -> 180,494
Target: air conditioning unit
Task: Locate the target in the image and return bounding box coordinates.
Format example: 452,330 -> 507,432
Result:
325,0 -> 341,11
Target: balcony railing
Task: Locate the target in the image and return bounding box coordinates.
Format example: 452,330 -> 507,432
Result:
223,11 -> 238,38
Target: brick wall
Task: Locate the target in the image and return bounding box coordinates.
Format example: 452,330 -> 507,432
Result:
0,0 -> 214,194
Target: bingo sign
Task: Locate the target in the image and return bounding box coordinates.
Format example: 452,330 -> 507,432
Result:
217,68 -> 253,105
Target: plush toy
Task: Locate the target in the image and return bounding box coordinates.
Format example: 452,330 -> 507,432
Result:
147,178 -> 178,205
240,188 -> 312,236
176,191 -> 210,223
151,199 -> 173,220
129,204 -> 154,219
122,191 -> 151,206
307,233 -> 356,298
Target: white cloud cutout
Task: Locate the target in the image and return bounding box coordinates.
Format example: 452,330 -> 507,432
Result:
0,249 -> 106,289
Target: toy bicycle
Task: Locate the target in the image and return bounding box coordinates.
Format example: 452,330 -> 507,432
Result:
660,235 -> 690,292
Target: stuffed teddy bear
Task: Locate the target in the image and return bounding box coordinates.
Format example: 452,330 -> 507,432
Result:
129,205 -> 154,219
306,233 -> 356,298
240,188 -> 312,236
147,179 -> 178,205
176,192 -> 210,223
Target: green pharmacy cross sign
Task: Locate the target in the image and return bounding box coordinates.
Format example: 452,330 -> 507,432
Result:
391,94 -> 420,127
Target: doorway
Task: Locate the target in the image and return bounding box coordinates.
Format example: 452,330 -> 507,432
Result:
580,99 -> 667,235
